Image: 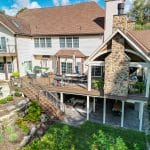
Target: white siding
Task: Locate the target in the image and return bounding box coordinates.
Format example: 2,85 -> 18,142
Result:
16,37 -> 33,76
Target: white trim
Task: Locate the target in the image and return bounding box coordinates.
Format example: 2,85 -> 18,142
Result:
87,96 -> 90,120
88,65 -> 91,91
86,29 -> 150,63
103,97 -> 106,124
0,21 -> 15,34
129,62 -> 149,68
121,101 -> 125,127
139,102 -> 144,131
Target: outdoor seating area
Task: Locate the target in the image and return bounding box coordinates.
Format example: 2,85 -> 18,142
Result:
54,74 -> 87,87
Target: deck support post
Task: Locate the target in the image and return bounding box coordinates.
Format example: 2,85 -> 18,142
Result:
121,101 -> 125,127
145,67 -> 150,97
93,97 -> 96,112
103,96 -> 106,124
60,92 -> 64,112
87,96 -> 90,120
88,65 -> 91,91
139,102 -> 144,131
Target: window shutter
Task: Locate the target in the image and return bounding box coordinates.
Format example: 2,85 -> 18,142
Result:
1,37 -> 6,50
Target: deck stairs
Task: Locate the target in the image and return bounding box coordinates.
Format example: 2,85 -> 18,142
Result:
21,79 -> 64,119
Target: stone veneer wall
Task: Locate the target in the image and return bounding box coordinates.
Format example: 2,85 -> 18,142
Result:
113,15 -> 135,31
104,34 -> 130,97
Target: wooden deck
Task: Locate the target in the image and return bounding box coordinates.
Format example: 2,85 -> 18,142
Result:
47,85 -> 103,97
22,77 -> 148,101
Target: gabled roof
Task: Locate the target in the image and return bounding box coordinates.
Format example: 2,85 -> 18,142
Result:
56,49 -> 86,58
87,29 -> 150,63
0,2 -> 105,36
127,30 -> 150,54
0,14 -> 30,35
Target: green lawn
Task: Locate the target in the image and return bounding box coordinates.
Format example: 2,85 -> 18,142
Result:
23,121 -> 146,150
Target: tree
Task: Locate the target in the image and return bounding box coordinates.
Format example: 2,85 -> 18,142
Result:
128,0 -> 150,24
0,10 -> 5,15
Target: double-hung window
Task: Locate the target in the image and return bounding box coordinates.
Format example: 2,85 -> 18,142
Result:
66,37 -> 72,48
59,37 -> 79,48
0,37 -> 6,52
91,66 -> 103,77
34,37 -> 51,48
0,62 -> 4,73
61,62 -> 72,74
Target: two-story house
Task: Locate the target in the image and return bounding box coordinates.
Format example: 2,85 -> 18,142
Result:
0,2 -> 105,79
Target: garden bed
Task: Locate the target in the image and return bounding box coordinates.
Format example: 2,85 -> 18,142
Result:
23,121 -> 146,150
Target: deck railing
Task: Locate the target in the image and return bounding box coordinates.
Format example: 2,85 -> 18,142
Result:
0,45 -> 16,53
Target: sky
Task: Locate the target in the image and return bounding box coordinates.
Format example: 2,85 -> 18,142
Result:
0,0 -> 132,16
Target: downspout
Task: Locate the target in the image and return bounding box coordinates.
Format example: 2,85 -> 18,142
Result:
14,34 -> 20,73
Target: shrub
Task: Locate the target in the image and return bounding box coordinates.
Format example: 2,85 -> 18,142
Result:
0,95 -> 13,104
6,96 -> 13,101
92,79 -> 104,90
14,91 -> 22,97
16,118 -> 29,133
24,101 -> 42,122
11,71 -> 20,78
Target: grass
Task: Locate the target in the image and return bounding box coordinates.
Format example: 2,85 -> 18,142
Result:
23,121 -> 146,150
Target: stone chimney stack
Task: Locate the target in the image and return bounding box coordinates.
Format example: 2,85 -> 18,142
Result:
104,34 -> 130,97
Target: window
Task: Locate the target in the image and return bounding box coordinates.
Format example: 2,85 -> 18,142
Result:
61,62 -> 73,74
60,37 -> 65,48
34,38 -> 39,48
61,62 -> 66,74
46,38 -> 51,48
7,62 -> 13,73
66,37 -> 72,48
73,37 -> 79,48
0,37 -> 6,51
40,38 -> 45,48
0,62 -> 4,73
92,66 -> 103,77
59,37 -> 79,48
34,37 -> 51,48
67,63 -> 72,74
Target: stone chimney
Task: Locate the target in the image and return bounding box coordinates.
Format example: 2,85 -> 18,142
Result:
104,34 -> 130,97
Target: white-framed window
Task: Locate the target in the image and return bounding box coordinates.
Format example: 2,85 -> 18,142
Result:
7,62 -> 13,73
0,37 -> 6,51
91,66 -> 103,77
0,62 -> 4,73
59,37 -> 79,48
61,62 -> 72,74
34,37 -> 52,48
60,37 -> 65,48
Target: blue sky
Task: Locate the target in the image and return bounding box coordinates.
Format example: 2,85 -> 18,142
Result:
0,0 -> 105,16
0,0 -> 131,16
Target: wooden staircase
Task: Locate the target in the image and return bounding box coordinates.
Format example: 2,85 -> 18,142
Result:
21,79 -> 64,120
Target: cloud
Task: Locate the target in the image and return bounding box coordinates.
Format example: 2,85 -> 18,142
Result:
52,0 -> 70,6
2,0 -> 41,16
124,0 -> 132,13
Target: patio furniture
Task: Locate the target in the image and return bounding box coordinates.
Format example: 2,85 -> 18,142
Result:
27,70 -> 36,79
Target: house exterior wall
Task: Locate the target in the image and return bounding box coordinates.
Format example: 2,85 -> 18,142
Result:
16,35 -> 103,76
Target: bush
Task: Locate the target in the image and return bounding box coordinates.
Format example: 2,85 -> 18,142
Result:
92,79 -> 104,90
11,71 -> 20,78
0,96 -> 13,104
16,118 -> 29,133
24,101 -> 42,122
14,91 -> 22,97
